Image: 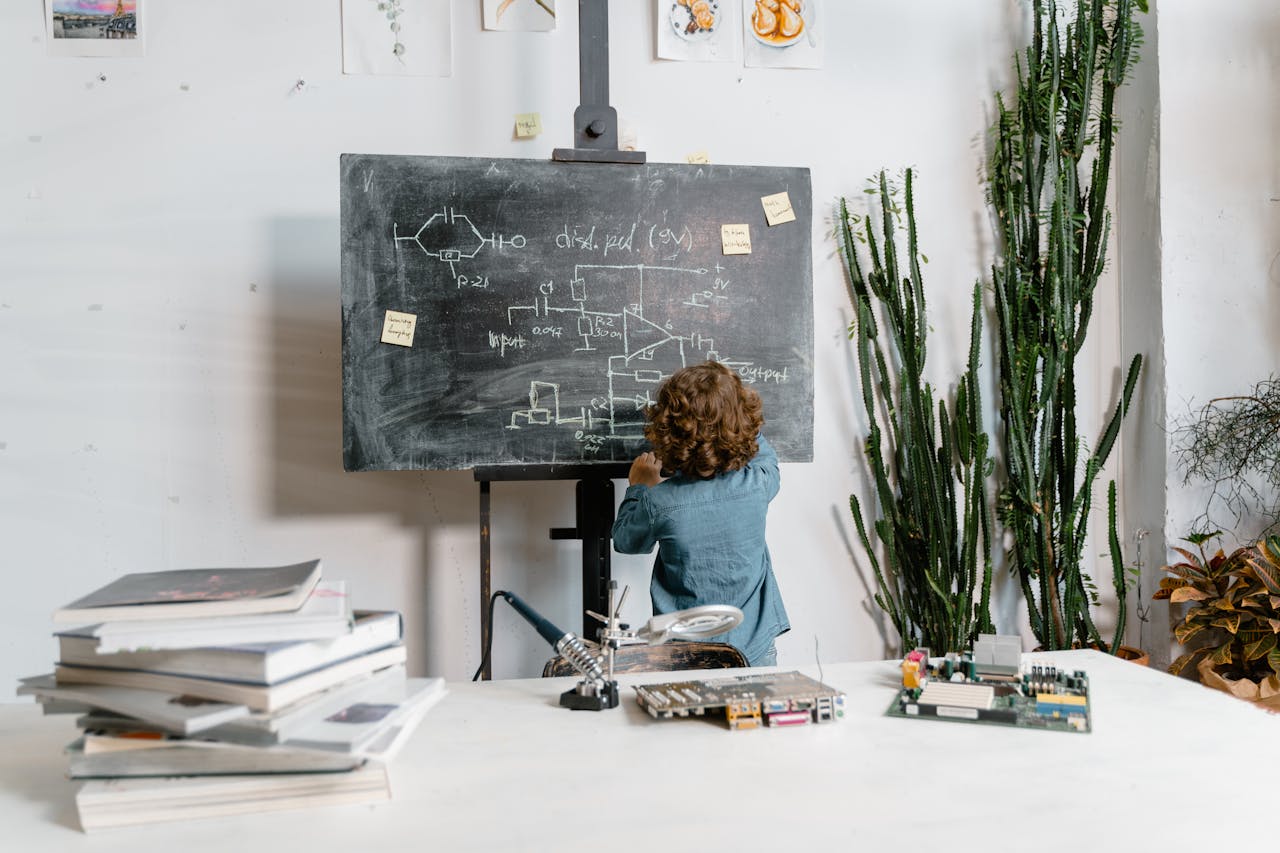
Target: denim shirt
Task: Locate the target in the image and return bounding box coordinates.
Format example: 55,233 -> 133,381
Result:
611,435 -> 790,665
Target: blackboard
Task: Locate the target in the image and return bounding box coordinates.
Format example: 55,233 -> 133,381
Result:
340,154 -> 813,472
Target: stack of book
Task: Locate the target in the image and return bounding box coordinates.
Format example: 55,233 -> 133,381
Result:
17,559 -> 445,832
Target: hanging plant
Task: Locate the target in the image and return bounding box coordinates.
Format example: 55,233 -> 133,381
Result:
1173,376 -> 1280,538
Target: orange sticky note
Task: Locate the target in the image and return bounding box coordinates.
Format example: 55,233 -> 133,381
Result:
381,310 -> 417,347
721,224 -> 752,255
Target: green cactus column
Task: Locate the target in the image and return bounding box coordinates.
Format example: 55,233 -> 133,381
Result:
841,170 -> 994,655
989,0 -> 1144,652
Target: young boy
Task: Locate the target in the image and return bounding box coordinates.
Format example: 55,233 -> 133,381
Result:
611,361 -> 789,667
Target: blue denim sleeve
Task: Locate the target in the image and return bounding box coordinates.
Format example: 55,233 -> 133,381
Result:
612,484 -> 658,554
751,434 -> 781,501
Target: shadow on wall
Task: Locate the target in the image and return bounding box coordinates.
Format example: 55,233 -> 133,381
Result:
265,217 -> 476,674
263,217 -> 593,679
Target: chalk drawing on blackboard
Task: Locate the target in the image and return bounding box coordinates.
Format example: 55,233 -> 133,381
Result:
498,259 -> 788,458
340,153 -> 814,470
393,206 -> 527,286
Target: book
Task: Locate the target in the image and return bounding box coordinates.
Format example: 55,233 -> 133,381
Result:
80,664 -> 411,745
75,675 -> 445,759
74,763 -> 390,832
55,644 -> 408,713
273,675 -> 445,757
37,697 -> 96,715
59,608 -> 396,683
17,675 -> 249,735
86,579 -> 353,653
53,559 -> 323,624
67,733 -> 365,778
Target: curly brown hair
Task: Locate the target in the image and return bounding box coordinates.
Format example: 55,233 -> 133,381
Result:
644,361 -> 764,479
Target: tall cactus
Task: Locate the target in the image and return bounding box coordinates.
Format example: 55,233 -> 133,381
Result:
841,169 -> 994,655
989,0 -> 1143,651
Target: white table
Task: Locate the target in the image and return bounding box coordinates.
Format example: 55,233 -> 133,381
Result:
1,650 -> 1274,851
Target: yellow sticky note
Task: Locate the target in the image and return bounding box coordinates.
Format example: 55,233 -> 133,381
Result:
721,224 -> 752,255
761,191 -> 796,226
686,150 -> 711,165
381,310 -> 417,347
515,113 -> 543,138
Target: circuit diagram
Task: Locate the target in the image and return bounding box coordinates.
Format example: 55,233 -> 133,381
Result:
499,259 -> 771,456
394,206 -> 526,287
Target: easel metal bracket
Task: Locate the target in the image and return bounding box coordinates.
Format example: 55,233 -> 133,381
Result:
551,0 -> 645,165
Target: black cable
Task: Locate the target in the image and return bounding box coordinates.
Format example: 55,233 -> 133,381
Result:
472,591 -> 506,682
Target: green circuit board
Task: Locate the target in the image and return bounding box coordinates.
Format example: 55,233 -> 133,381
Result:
886,665 -> 1091,734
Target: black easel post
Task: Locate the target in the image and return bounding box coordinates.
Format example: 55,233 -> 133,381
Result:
474,0 -> 650,679
552,0 -> 645,165
478,480 -> 492,680
550,477 -> 616,634
474,463 -> 630,679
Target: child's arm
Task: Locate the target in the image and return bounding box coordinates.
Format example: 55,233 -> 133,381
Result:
750,434 -> 781,501
612,455 -> 662,554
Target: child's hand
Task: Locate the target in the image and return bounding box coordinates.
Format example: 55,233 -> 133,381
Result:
628,452 -> 664,487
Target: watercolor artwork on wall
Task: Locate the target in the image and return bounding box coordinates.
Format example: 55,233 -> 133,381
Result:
46,0 -> 145,57
657,0 -> 738,63
742,0 -> 823,69
342,0 -> 452,77
483,0 -> 556,32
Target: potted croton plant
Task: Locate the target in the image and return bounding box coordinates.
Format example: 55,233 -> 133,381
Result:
1156,532 -> 1280,710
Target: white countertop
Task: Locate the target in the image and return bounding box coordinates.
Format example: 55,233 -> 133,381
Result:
1,650 -> 1274,851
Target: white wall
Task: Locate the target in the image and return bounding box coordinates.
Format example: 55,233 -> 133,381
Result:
5,0 -> 1150,692
1159,0 -> 1280,550
1152,0 -> 1280,667
1117,0 -> 1167,664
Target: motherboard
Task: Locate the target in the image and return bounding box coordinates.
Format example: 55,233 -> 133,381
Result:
634,671 -> 846,730
886,639 -> 1091,734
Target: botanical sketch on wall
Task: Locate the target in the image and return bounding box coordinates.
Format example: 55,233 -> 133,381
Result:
483,0 -> 556,32
657,0 -> 738,63
742,0 -> 822,69
342,0 -> 452,77
46,0 -> 145,58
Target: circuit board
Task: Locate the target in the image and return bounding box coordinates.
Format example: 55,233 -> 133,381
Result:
886,664 -> 1091,733
634,671 -> 846,730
